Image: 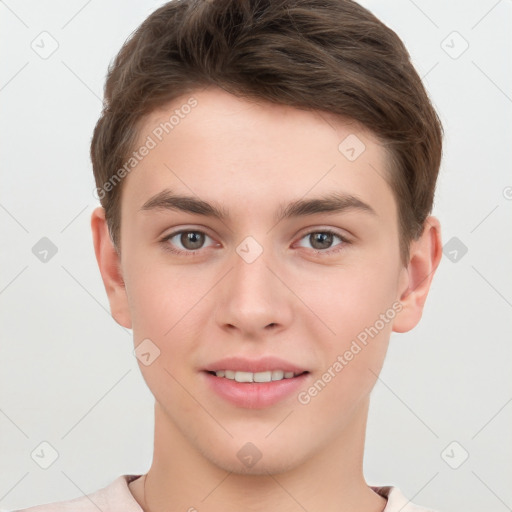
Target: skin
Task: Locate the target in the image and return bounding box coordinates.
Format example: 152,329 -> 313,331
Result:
91,85 -> 442,512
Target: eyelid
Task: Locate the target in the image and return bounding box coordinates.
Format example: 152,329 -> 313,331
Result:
297,225 -> 352,242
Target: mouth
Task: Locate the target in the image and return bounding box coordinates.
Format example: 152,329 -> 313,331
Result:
205,369 -> 309,383
201,357 -> 311,408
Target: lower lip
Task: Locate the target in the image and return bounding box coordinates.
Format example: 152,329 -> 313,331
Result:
202,371 -> 310,409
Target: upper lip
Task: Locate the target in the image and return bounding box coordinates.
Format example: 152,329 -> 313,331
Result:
203,356 -> 308,374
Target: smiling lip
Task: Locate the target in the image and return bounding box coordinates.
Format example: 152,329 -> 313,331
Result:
202,356 -> 310,409
203,356 -> 308,374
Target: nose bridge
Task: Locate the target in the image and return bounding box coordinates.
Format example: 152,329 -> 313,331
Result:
232,235 -> 275,305
218,234 -> 291,333
232,245 -> 272,301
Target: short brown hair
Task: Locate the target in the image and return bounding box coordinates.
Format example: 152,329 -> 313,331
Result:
90,0 -> 443,264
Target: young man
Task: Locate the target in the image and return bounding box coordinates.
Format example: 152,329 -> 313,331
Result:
18,0 -> 443,510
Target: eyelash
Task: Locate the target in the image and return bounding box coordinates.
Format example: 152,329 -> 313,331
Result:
160,228 -> 350,257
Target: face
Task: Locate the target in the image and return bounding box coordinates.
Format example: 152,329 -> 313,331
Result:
112,86 -> 410,474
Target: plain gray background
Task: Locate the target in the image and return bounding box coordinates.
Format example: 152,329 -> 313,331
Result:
1,1 -> 511,511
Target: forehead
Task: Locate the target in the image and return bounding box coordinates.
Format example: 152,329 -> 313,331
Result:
122,86 -> 396,224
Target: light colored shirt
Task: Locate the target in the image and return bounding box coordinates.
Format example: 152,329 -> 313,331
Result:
10,474 -> 436,512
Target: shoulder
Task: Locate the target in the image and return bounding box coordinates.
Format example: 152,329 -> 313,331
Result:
371,485 -> 438,512
11,475 -> 143,512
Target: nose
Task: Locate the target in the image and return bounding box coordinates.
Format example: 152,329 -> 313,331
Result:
215,241 -> 293,338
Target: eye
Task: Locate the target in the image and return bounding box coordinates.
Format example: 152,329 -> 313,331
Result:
160,229 -> 216,255
160,228 -> 350,257
296,229 -> 349,255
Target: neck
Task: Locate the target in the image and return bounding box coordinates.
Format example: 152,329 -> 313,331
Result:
131,398 -> 386,512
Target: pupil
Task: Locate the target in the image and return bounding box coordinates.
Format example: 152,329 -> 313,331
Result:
183,232 -> 203,249
312,232 -> 332,249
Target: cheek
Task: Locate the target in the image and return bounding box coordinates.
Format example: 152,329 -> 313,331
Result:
125,260 -> 209,386
125,257 -> 201,338
303,262 -> 399,340
298,291 -> 393,422
124,264 -> 198,406
298,257 -> 399,394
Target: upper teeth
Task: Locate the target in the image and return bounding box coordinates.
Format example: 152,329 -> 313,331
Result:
214,370 -> 301,382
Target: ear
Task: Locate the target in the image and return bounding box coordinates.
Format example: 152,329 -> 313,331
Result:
392,216 -> 442,333
90,206 -> 132,329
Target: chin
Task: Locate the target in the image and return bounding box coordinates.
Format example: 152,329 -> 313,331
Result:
210,451 -> 303,476
196,436 -> 309,477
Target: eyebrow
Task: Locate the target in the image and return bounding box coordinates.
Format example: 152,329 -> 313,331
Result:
140,188 -> 377,223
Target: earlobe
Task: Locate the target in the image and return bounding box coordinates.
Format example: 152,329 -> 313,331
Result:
90,206 -> 132,329
392,216 -> 442,333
